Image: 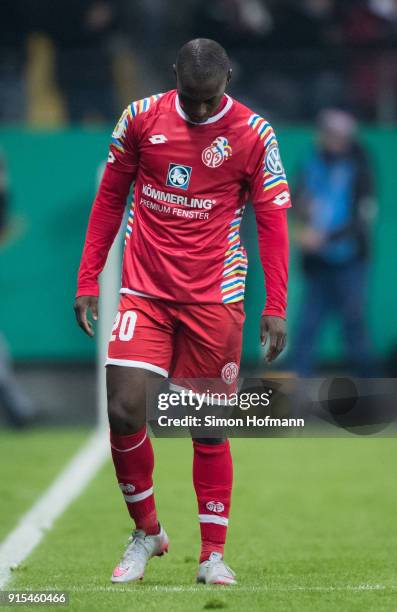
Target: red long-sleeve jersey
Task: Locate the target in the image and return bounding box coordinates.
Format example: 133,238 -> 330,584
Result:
77,90 -> 290,317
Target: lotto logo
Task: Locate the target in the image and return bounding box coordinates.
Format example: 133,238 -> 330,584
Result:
149,134 -> 168,144
206,501 -> 225,513
273,190 -> 290,206
166,163 -> 192,190
221,362 -> 239,385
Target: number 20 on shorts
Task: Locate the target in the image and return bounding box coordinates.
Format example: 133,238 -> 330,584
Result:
110,311 -> 137,342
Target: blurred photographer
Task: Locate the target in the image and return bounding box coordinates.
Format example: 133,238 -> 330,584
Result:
290,109 -> 377,375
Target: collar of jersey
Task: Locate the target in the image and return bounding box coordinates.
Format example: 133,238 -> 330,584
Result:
175,93 -> 233,125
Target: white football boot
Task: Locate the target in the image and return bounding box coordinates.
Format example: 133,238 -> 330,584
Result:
111,526 -> 169,583
196,552 -> 237,585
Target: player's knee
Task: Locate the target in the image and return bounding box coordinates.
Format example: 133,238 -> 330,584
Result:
107,393 -> 145,435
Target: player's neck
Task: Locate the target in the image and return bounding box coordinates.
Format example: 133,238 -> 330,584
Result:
210,95 -> 227,117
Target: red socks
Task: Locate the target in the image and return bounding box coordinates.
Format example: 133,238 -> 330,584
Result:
193,439 -> 233,563
110,429 -> 233,558
110,427 -> 159,535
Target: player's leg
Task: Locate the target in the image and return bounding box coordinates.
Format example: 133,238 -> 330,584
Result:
289,266 -> 331,375
192,437 -> 236,585
335,262 -> 375,375
171,302 -> 244,584
107,365 -> 160,534
106,294 -> 175,582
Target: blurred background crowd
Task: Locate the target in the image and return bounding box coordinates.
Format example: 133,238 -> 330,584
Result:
1,0 -> 396,427
1,0 -> 397,124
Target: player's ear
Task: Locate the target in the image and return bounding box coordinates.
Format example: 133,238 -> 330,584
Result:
226,68 -> 232,85
172,64 -> 177,79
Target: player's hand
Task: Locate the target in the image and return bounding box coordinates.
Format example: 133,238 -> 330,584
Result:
260,315 -> 286,363
74,296 -> 99,337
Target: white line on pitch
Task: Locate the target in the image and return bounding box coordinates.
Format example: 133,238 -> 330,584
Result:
85,584 -> 395,593
37,584 -> 397,594
0,431 -> 109,589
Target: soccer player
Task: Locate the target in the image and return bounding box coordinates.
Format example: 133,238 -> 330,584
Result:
74,38 -> 290,585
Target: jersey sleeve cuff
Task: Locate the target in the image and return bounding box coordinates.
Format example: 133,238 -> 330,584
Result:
76,285 -> 100,298
262,307 -> 286,320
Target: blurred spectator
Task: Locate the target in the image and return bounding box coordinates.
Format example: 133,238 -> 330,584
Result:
1,0 -> 397,124
289,109 -> 377,376
341,0 -> 397,120
43,0 -> 121,123
0,0 -> 27,121
256,0 -> 346,119
0,152 -> 38,427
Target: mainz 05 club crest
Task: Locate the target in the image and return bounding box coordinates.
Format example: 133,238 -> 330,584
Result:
202,136 -> 232,168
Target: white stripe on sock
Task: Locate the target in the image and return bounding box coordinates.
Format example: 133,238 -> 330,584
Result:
110,431 -> 147,453
198,514 -> 229,526
123,487 -> 153,503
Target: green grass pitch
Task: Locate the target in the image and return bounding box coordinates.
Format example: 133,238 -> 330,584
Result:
2,430 -> 397,611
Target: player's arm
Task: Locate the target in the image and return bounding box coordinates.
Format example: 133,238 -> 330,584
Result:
74,107 -> 138,336
247,119 -> 291,362
256,209 -> 289,362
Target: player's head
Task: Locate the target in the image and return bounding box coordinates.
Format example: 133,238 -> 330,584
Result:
174,38 -> 232,124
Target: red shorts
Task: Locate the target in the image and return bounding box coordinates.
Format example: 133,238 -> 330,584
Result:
106,294 -> 245,394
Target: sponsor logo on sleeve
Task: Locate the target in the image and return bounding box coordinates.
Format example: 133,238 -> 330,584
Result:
166,163 -> 192,190
265,144 -> 284,176
112,109 -> 129,139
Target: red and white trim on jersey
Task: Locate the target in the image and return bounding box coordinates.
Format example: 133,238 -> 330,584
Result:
124,198 -> 135,245
175,94 -> 233,125
111,108 -> 130,154
198,514 -> 229,526
120,287 -> 158,299
248,114 -> 289,193
221,207 -> 248,303
112,94 -> 164,154
129,93 -> 164,118
105,358 -> 168,377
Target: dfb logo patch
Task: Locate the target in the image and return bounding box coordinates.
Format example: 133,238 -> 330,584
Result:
166,163 -> 192,190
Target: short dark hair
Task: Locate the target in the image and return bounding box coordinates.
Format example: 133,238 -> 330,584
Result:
176,38 -> 230,82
